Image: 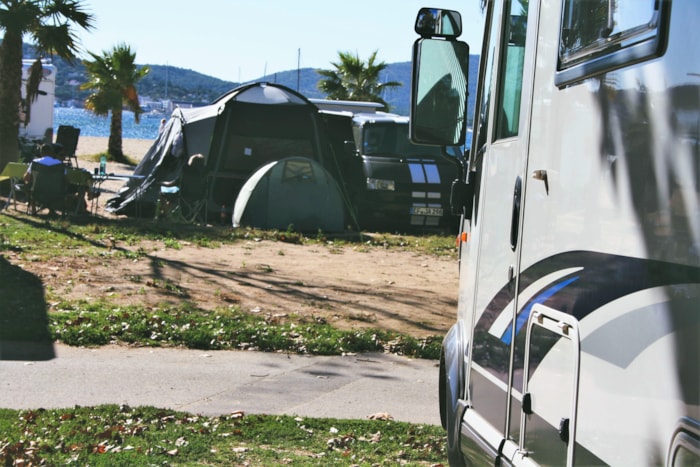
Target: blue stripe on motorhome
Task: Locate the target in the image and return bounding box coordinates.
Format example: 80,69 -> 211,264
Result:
500,276 -> 580,344
473,251 -> 700,381
479,251 -> 700,331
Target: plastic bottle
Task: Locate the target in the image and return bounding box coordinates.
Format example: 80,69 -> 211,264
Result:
99,155 -> 107,175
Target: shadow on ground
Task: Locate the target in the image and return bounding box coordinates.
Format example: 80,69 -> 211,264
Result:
0,255 -> 54,360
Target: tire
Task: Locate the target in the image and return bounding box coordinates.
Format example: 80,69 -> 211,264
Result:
440,350 -> 466,467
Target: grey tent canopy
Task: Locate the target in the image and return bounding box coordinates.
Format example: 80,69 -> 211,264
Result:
105,82 -> 344,219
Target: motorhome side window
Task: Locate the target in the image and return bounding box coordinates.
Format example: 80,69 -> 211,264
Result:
557,0 -> 666,85
494,0 -> 529,140
474,1 -> 500,152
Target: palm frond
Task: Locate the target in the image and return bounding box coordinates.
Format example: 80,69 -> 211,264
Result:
316,49 -> 403,110
25,59 -> 43,104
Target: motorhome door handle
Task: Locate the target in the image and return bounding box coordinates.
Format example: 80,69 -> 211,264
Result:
532,169 -> 549,194
510,176 -> 522,251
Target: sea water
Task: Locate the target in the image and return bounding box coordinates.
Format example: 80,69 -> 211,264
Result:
54,107 -> 162,140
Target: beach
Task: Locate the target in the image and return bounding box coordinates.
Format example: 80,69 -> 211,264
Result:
76,136 -> 154,162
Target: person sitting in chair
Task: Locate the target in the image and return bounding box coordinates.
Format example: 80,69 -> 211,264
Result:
23,143 -> 67,215
183,154 -> 206,180
157,153 -> 207,221
180,153 -> 207,221
23,143 -> 63,185
24,143 -> 94,214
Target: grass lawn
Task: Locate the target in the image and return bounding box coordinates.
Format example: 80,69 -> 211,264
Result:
0,405 -> 447,465
0,212 -> 455,465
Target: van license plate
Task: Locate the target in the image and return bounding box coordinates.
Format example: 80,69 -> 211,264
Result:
411,207 -> 443,216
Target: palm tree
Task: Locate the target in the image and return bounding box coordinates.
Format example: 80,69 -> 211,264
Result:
317,50 -> 401,111
81,43 -> 149,162
0,0 -> 94,172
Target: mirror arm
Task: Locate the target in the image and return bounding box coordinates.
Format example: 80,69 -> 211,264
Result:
343,140 -> 358,157
450,171 -> 475,219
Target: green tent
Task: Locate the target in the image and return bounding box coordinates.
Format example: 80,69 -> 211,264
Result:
232,157 -> 345,232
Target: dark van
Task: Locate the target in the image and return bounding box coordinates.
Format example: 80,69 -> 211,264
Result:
320,110 -> 466,233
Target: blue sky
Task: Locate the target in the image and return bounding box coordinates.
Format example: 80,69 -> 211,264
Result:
78,1 -> 485,82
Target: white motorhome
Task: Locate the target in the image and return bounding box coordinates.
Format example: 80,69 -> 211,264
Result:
19,59 -> 56,141
409,2 -> 699,466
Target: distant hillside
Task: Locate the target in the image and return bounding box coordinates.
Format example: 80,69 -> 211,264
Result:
50,55 -> 235,106
47,51 -> 479,121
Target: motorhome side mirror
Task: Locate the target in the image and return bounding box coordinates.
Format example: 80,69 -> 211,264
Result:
451,178 -> 474,219
410,37 -> 469,147
415,8 -> 462,38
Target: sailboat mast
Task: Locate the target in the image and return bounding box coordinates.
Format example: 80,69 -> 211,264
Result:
297,48 -> 301,92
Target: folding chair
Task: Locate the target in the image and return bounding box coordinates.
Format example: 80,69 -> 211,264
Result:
27,162 -> 68,216
55,125 -> 81,168
178,164 -> 208,223
0,162 -> 30,210
155,155 -> 208,224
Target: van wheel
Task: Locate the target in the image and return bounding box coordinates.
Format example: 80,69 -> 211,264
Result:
439,352 -> 448,430
448,404 -> 467,466
440,351 -> 466,467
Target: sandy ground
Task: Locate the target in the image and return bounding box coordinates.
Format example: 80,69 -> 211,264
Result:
75,136 -> 153,161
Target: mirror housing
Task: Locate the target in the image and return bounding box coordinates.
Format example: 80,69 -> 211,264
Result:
415,8 -> 463,38
410,37 -> 470,146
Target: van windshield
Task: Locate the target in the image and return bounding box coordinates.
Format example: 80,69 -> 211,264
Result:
362,122 -> 462,158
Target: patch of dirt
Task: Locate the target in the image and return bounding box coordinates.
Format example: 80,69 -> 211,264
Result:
22,238 -> 458,338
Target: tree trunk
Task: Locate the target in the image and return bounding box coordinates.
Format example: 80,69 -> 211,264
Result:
108,106 -> 125,162
0,32 -> 24,172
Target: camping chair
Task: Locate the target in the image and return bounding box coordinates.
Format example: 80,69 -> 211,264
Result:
155,155 -> 208,224
179,163 -> 208,223
0,162 -> 30,210
27,162 -> 68,216
65,168 -> 94,215
55,125 -> 81,167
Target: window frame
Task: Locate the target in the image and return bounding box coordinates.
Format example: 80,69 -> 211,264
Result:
494,4 -> 529,140
554,0 -> 671,88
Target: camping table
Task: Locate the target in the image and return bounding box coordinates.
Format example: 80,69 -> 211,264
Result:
89,172 -> 145,215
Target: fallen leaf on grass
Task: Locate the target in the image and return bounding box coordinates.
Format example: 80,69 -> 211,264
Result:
368,412 -> 393,421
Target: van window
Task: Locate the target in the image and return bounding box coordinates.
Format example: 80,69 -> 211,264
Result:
556,0 -> 667,86
362,122 -> 462,158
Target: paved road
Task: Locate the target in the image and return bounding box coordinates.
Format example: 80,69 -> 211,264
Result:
0,343 -> 441,426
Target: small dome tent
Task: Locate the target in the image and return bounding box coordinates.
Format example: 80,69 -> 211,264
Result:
232,157 -> 345,232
